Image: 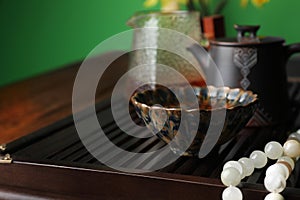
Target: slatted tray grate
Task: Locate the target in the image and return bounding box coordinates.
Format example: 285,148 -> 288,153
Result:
2,82 -> 300,199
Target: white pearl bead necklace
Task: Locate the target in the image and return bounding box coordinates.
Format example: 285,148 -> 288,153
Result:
264,173 -> 286,193
221,167 -> 241,187
221,129 -> 300,200
222,186 -> 243,200
250,150 -> 268,169
264,141 -> 284,160
264,193 -> 285,200
238,157 -> 254,177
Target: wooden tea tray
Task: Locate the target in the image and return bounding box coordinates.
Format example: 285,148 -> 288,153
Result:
1,52 -> 300,200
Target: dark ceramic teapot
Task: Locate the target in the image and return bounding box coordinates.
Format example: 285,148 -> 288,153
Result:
188,25 -> 300,128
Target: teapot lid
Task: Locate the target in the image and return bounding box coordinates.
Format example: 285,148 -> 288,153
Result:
210,25 -> 285,47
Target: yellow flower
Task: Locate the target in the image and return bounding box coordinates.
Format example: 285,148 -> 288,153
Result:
251,0 -> 269,7
240,0 -> 248,7
144,0 -> 158,7
241,0 -> 270,8
144,0 -> 188,11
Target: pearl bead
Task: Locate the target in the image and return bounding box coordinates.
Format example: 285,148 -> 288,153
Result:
223,161 -> 244,178
288,133 -> 300,143
283,139 -> 300,158
287,129 -> 300,142
221,167 -> 241,187
264,174 -> 286,193
264,193 -> 285,200
264,141 -> 283,160
266,163 -> 289,180
277,161 -> 293,175
277,156 -> 295,170
222,186 -> 243,200
250,150 -> 268,169
238,157 -> 254,177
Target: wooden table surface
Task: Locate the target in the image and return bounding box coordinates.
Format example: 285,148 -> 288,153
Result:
0,52 -> 128,144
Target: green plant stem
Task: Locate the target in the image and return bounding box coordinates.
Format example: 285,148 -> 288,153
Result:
198,0 -> 209,16
214,0 -> 228,15
187,0 -> 196,11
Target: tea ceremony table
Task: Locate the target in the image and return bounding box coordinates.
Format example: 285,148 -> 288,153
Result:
0,52 -> 300,200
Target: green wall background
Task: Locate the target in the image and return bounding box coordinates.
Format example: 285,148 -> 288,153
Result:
0,0 -> 145,87
1,0 -> 300,87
